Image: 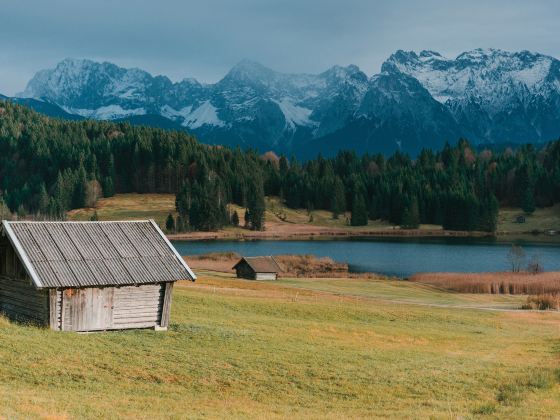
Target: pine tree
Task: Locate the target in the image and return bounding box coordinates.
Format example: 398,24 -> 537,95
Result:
330,177 -> 346,219
176,214 -> 187,232
73,164 -> 88,209
247,179 -> 265,231
165,213 -> 175,232
350,194 -> 368,226
521,187 -> 536,214
38,183 -> 50,214
401,196 -> 420,229
478,193 -> 499,232
188,180 -> 226,231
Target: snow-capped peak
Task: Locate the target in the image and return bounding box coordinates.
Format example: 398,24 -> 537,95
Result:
17,49 -> 560,156
384,48 -> 558,106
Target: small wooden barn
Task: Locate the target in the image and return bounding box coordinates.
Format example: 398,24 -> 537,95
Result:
0,220 -> 195,332
233,256 -> 281,280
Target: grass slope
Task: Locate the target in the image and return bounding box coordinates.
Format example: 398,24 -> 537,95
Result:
66,193 -> 432,233
1,273 -> 559,418
498,204 -> 560,234
67,193 -> 176,226
68,193 -> 560,240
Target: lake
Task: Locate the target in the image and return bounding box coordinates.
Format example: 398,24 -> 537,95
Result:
173,237 -> 560,278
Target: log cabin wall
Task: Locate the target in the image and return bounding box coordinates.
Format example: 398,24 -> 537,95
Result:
53,282 -> 171,332
0,236 -> 48,325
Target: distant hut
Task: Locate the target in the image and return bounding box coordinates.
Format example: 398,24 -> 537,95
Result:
0,220 -> 195,332
233,256 -> 281,280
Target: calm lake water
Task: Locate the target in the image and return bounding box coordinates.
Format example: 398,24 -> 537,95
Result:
172,238 -> 560,278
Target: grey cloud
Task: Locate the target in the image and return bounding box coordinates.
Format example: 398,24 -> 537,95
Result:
0,0 -> 558,95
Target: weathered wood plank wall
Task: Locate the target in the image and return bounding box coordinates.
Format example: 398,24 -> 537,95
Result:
59,283 -> 166,331
0,239 -> 48,324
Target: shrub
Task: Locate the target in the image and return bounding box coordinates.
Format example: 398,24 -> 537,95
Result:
523,294 -> 560,310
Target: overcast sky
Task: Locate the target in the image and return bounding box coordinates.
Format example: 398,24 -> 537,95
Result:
0,0 -> 558,95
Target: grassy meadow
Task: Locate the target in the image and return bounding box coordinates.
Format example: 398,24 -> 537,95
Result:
1,272 -> 559,418
498,205 -> 560,234
66,193 -> 176,226
67,193 -> 560,241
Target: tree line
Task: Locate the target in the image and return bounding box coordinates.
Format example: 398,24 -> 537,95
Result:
1,100 -> 560,232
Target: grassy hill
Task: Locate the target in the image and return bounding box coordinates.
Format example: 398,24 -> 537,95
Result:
66,193 -> 432,232
67,193 -> 177,226
0,272 -> 558,418
67,193 -> 560,241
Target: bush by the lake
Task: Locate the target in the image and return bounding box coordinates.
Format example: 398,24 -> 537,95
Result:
409,272 -> 560,295
521,294 -> 560,310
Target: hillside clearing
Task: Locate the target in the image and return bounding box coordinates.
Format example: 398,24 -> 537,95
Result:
67,193 -> 560,241
66,193 -> 176,226
1,273 -> 559,418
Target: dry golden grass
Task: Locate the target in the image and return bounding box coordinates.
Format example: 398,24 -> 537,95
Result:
67,193 -> 176,226
186,253 -> 349,278
1,272 -> 559,418
410,271 -> 560,295
523,294 -> 560,310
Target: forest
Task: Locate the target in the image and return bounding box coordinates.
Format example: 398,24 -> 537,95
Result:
1,100 -> 560,232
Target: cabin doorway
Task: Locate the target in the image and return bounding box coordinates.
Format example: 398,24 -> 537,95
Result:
62,288 -> 114,331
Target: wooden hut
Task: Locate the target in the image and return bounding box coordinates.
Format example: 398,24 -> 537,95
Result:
0,220 -> 195,332
233,256 -> 281,280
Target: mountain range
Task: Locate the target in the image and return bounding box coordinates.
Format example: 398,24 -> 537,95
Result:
7,48 -> 560,157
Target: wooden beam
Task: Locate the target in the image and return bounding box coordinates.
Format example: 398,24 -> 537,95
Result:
159,282 -> 174,329
49,289 -> 59,330
60,289 -> 66,331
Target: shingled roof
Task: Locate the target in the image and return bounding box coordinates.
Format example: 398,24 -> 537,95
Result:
233,256 -> 282,273
1,220 -> 195,289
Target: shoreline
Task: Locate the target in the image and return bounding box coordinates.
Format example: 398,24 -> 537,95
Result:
168,227 -> 559,242
168,225 -> 495,241
167,221 -> 494,241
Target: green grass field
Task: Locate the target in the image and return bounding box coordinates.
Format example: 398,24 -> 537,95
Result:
1,273 -> 559,418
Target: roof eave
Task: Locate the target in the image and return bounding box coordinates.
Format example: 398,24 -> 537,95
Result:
149,220 -> 197,281
2,221 -> 44,289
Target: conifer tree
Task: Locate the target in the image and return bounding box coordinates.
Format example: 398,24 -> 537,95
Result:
166,213 -> 175,232
247,179 -> 265,231
38,183 -> 50,214
331,177 -> 346,219
350,194 -> 368,226
521,187 -> 536,214
401,196 -> 420,229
